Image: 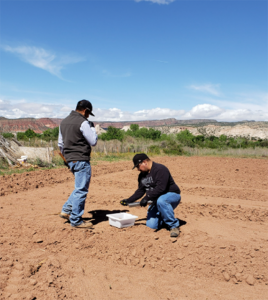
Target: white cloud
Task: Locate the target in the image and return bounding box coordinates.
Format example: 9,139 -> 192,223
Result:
215,109 -> 268,122
187,104 -> 225,119
188,84 -> 221,96
0,99 -> 11,111
134,108 -> 185,119
0,99 -> 268,122
0,99 -> 64,119
135,0 -> 175,4
2,45 -> 84,78
60,106 -> 73,112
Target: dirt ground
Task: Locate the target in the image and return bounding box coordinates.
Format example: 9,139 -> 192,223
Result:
0,156 -> 268,300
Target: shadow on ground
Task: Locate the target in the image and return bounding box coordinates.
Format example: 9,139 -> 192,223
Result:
86,209 -> 129,225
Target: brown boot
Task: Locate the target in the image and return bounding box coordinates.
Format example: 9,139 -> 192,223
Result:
59,212 -> 70,220
170,226 -> 180,238
72,221 -> 93,229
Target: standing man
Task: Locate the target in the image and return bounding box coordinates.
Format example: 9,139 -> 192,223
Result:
120,153 -> 181,237
58,100 -> 98,228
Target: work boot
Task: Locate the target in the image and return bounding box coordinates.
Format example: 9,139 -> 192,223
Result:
72,221 -> 93,229
170,226 -> 180,238
59,212 -> 70,220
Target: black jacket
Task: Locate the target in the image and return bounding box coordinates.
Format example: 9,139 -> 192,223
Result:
127,162 -> 180,203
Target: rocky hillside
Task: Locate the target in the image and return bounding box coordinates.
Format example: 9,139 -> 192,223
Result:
0,117 -> 216,133
1,116 -> 268,139
0,118 -> 60,133
96,118 -> 217,128
155,122 -> 268,140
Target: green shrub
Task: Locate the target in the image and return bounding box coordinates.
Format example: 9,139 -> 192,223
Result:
99,126 -> 124,141
24,129 -> 36,138
163,141 -> 185,155
219,135 -> 228,142
130,124 -> 139,132
257,139 -> 268,147
148,145 -> 161,154
177,130 -> 196,148
2,132 -> 14,139
17,132 -> 26,140
42,127 -> 59,141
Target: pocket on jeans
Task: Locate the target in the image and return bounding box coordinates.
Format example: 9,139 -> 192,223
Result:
74,161 -> 84,172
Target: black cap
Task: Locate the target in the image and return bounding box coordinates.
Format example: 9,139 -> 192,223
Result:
132,153 -> 149,169
76,99 -> 95,116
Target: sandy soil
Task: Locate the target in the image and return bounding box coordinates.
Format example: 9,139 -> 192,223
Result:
0,156 -> 268,300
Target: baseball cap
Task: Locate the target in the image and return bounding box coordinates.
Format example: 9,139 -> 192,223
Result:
132,153 -> 149,169
76,99 -> 95,116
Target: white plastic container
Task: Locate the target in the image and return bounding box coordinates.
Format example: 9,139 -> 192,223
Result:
106,213 -> 138,228
17,158 -> 24,164
21,156 -> 27,162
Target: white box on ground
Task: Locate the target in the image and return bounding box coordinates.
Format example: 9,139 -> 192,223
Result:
106,213 -> 138,228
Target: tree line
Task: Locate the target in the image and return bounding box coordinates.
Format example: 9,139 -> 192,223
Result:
99,125 -> 268,149
2,124 -> 268,149
2,127 -> 59,141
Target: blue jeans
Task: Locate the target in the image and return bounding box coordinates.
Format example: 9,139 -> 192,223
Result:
146,192 -> 181,230
61,161 -> 91,226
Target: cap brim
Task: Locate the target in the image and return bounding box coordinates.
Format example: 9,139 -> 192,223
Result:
132,161 -> 141,170
85,108 -> 95,116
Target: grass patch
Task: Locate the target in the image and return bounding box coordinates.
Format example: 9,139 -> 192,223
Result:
184,147 -> 268,158
1,147 -> 267,177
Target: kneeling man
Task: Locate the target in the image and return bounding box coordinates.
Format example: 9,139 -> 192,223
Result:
120,153 -> 181,237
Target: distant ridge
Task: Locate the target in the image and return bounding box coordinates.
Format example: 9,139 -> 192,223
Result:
0,117 -> 217,133
0,118 -> 60,133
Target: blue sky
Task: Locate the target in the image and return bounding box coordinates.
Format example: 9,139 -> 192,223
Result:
0,0 -> 267,121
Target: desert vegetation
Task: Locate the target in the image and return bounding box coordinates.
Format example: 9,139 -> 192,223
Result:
1,125 -> 268,174
97,125 -> 268,156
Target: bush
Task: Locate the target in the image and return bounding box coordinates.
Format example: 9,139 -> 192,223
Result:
148,145 -> 161,154
194,135 -> 205,143
24,129 -> 36,138
177,130 -> 196,148
17,132 -> 26,140
130,124 -> 139,132
99,126 -> 124,141
219,135 -> 227,142
159,133 -> 172,141
2,132 -> 14,139
257,139 -> 268,147
42,127 -> 59,141
129,127 -> 161,140
163,141 -> 185,155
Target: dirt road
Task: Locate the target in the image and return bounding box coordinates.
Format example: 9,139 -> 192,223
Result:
1,156 -> 268,300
